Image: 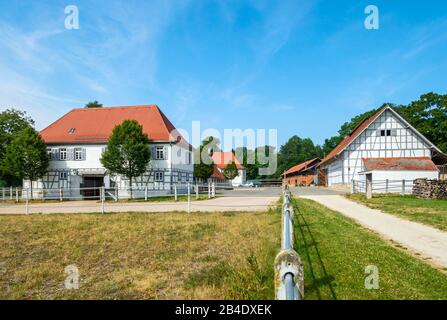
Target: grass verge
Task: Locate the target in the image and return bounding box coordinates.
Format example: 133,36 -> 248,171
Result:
292,198 -> 447,300
346,194 -> 447,231
0,210 -> 280,299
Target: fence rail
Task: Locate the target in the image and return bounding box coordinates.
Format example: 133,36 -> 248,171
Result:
0,183 -> 220,214
352,179 -> 415,196
274,187 -> 304,300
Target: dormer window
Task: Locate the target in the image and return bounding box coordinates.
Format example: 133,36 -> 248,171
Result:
68,128 -> 76,134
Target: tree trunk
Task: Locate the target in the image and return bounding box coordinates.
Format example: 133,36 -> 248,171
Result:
129,176 -> 133,200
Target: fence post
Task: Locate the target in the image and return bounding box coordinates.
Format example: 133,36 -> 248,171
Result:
59,187 -> 63,201
386,179 -> 389,193
174,184 -> 178,201
101,186 -> 105,214
212,182 -> 215,198
2,188 -> 4,201
195,184 -> 199,200
187,183 -> 191,213
145,186 -> 148,201
350,180 -> 355,194
115,185 -> 119,202
15,187 -> 19,203
10,186 -> 13,201
25,188 -> 29,215
402,180 -> 405,195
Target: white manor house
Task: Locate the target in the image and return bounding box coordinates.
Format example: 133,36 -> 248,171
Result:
25,105 -> 193,199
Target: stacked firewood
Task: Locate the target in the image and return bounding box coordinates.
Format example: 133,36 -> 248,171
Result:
413,179 -> 447,199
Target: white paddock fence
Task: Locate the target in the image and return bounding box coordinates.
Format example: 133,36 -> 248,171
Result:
351,179 -> 414,196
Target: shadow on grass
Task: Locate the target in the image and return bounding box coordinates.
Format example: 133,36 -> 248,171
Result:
293,203 -> 337,300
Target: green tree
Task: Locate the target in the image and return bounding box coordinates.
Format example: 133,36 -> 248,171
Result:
193,137 -> 216,181
0,109 -> 35,186
85,101 -> 103,108
100,120 -> 150,199
223,161 -> 238,180
276,136 -> 323,177
1,127 -> 49,198
395,93 -> 447,153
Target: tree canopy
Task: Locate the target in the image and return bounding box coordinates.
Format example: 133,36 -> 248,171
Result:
100,120 -> 150,198
193,137 -> 216,181
1,127 -> 49,196
276,136 -> 323,177
223,161 -> 238,180
0,109 -> 35,186
85,101 -> 103,108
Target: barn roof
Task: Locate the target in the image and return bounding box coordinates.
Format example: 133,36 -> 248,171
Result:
211,152 -> 245,170
40,105 -> 190,147
211,166 -> 226,180
284,158 -> 320,176
319,105 -> 442,167
362,157 -> 438,171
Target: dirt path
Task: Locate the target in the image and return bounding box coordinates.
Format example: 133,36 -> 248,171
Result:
299,194 -> 447,269
0,196 -> 278,214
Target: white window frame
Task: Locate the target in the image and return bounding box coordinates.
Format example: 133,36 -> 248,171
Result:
74,148 -> 83,161
155,146 -> 165,160
59,148 -> 67,161
59,172 -> 68,180
155,172 -> 164,182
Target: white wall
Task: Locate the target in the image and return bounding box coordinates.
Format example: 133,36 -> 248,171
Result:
371,170 -> 438,181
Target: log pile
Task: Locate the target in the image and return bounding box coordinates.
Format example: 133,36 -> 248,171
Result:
413,179 -> 447,199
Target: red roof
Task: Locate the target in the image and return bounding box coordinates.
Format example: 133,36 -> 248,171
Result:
211,152 -> 244,170
320,107 -> 385,167
40,105 -> 189,146
284,158 -> 320,176
211,166 -> 226,180
362,157 -> 438,171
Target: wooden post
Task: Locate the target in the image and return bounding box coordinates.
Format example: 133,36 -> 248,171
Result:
2,188 -> 4,202
174,184 -> 178,201
212,182 -> 216,198
10,186 -> 13,201
402,180 -> 405,195
60,187 -> 63,202
386,179 -> 389,193
366,174 -> 372,199
25,188 -> 29,215
15,187 -> 19,203
195,184 -> 199,200
350,180 -> 355,194
115,185 -> 119,202
208,182 -> 211,199
187,183 -> 191,213
101,187 -> 105,214
145,186 -> 148,201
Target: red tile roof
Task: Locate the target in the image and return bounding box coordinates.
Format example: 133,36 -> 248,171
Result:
211,166 -> 226,180
40,105 -> 190,147
284,158 -> 320,176
211,152 -> 244,170
320,107 -> 385,167
362,157 -> 438,171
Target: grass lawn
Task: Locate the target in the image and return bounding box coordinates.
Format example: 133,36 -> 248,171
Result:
0,210 -> 280,299
293,198 -> 447,300
346,194 -> 447,231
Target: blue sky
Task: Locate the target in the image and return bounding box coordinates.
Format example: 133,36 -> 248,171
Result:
0,0 -> 446,148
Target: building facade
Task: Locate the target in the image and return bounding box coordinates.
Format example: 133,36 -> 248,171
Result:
319,106 -> 443,187
25,105 -> 193,199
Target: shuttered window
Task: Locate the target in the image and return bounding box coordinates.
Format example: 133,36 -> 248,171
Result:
59,148 -> 67,160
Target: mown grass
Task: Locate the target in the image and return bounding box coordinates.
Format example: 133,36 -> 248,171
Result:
346,194 -> 447,231
0,210 -> 280,300
292,198 -> 447,300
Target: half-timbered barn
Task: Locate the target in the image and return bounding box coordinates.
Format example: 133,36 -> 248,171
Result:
319,105 -> 444,187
